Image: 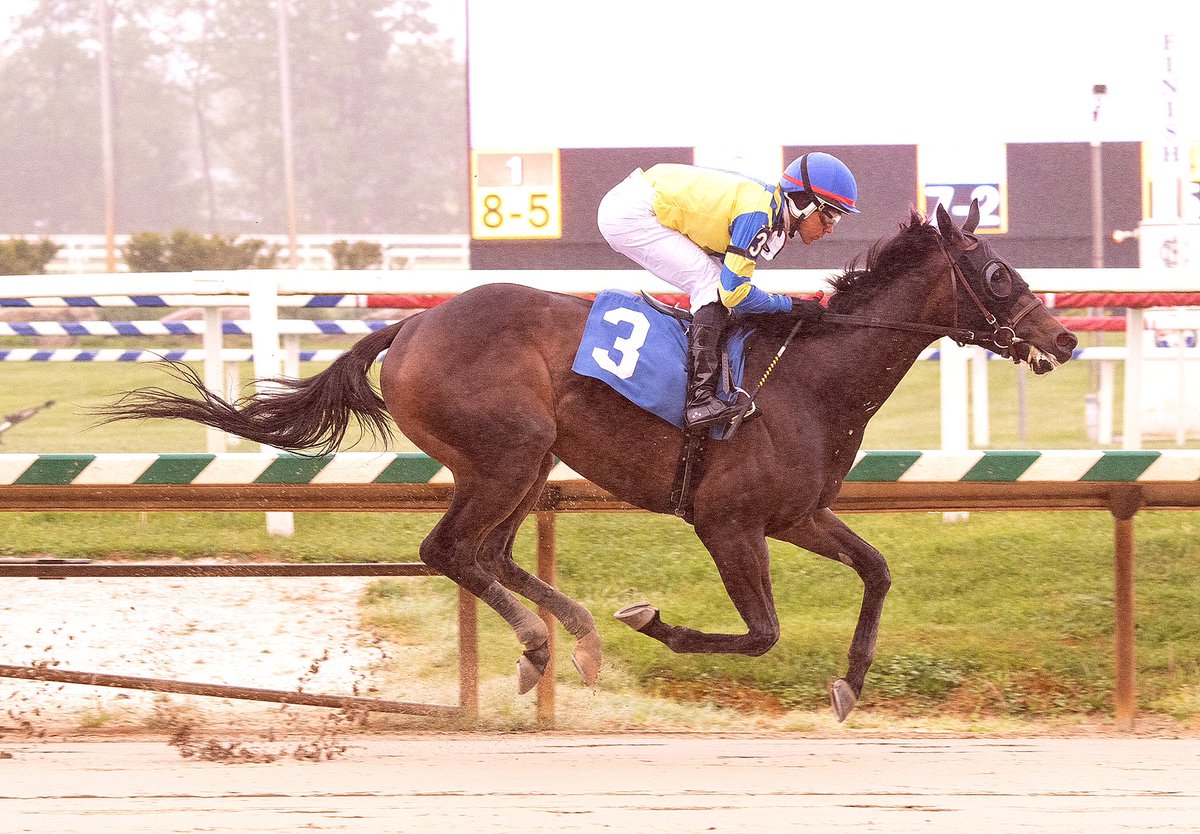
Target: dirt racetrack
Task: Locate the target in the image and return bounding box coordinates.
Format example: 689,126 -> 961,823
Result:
4,574 -> 1200,832
4,734 -> 1200,833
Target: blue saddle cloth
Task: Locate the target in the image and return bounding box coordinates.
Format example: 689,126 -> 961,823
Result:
571,290 -> 752,433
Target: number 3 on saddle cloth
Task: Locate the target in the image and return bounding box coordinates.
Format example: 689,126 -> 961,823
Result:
571,289 -> 753,441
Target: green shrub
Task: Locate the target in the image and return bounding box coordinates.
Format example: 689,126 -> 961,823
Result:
329,239 -> 383,269
0,237 -> 62,274
122,230 -> 280,271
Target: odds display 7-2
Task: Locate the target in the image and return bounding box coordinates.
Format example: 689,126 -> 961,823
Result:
470,150 -> 562,239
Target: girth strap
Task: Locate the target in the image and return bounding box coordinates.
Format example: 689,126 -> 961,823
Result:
670,432 -> 708,521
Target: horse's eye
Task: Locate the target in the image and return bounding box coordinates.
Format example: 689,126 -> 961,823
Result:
983,260 -> 1013,299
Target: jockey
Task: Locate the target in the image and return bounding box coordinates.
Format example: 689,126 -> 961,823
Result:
597,151 -> 859,432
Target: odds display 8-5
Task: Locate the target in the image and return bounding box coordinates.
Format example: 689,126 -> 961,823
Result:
471,150 -> 562,239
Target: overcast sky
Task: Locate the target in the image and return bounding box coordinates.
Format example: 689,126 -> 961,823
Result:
468,0 -> 1200,150
6,1 -> 1197,153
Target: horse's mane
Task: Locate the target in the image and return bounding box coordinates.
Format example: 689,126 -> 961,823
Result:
741,210 -> 941,338
825,210 -> 941,314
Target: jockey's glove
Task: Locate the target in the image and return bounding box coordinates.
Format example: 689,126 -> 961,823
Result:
787,297 -> 826,324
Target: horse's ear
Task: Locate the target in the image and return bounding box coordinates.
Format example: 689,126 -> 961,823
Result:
962,198 -> 980,233
936,203 -> 963,246
935,202 -> 952,229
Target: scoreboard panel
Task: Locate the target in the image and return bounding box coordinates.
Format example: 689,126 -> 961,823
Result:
470,150 -> 562,239
469,144 -> 1143,271
917,143 -> 1009,234
465,4 -> 1191,271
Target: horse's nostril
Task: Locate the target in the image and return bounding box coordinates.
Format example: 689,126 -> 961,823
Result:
1056,332 -> 1078,353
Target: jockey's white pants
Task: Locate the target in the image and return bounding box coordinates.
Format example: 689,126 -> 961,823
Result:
597,169 -> 721,312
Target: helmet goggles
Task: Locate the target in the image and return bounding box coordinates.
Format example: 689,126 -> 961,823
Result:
785,193 -> 845,228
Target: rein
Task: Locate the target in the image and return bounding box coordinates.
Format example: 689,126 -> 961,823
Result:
751,240 -> 1042,398
819,241 -> 1041,352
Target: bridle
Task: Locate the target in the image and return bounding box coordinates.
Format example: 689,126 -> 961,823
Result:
819,238 -> 1043,355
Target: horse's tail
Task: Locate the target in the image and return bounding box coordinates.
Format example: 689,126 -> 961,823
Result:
96,320 -> 408,456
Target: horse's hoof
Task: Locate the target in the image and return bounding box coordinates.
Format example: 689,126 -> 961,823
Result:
517,642 -> 550,695
614,602 -> 658,632
571,629 -> 602,686
830,678 -> 858,722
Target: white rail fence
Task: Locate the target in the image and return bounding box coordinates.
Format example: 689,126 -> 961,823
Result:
2,268 -> 1198,456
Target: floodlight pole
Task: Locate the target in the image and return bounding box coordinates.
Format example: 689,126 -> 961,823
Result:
1090,84 -> 1107,271
96,0 -> 117,272
270,0 -> 299,536
277,0 -> 299,268
1086,84 -> 1107,424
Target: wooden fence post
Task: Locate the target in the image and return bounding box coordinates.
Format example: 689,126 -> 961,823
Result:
1110,487 -> 1143,730
457,586 -> 479,720
535,511 -> 557,726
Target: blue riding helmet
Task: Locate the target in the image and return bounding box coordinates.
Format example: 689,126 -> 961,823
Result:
780,152 -> 860,215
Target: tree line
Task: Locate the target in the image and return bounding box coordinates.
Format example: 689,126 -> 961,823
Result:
0,0 -> 467,236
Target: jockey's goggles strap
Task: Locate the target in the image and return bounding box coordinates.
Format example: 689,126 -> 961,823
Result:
787,195 -> 819,223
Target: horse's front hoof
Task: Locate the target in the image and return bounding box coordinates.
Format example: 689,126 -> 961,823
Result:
614,602 -> 658,632
517,642 -> 550,694
571,629 -> 602,686
830,678 -> 858,722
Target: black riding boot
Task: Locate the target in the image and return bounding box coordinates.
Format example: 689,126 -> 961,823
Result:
684,302 -> 743,432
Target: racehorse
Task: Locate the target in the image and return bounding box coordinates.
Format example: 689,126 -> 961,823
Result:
100,202 -> 1077,721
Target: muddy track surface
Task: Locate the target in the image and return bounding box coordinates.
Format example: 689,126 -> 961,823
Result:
0,573 -> 450,737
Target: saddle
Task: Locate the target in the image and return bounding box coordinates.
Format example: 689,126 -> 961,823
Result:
571,290 -> 758,521
639,292 -> 693,323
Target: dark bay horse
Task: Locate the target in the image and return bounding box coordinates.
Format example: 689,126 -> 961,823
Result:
102,203 -> 1077,720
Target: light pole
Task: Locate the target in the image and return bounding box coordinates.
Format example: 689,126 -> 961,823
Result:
1086,84 -> 1106,440
96,0 -> 116,272
1091,84 -> 1107,270
264,0 -> 299,537
277,0 -> 299,268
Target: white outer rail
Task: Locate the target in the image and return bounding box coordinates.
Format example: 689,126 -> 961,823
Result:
3,269 -> 1198,454
3,266 -> 1200,299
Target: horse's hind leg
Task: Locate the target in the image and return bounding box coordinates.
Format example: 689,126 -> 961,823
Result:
772,508 -> 892,722
419,466 -> 556,694
477,454 -> 601,685
384,317 -> 577,693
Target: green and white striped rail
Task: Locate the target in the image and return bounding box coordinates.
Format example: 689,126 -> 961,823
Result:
0,451 -> 544,487
843,449 -> 1200,483
1,450 -> 1199,487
